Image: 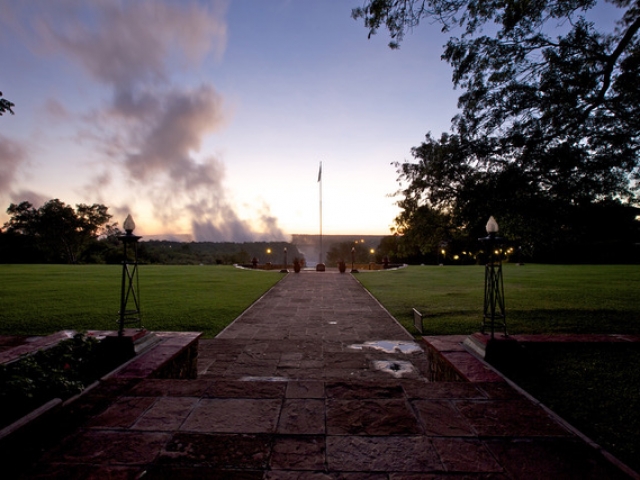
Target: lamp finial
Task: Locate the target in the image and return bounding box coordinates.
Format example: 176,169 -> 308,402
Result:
486,216 -> 499,234
123,214 -> 136,234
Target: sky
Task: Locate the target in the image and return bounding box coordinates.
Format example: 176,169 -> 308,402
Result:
0,0 -> 463,241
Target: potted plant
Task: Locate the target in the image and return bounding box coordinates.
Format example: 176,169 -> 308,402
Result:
338,259 -> 346,273
293,258 -> 301,273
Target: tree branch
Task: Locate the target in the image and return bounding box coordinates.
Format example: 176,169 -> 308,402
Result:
593,15 -> 640,106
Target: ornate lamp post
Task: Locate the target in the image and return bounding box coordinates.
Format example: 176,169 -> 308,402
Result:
480,216 -> 507,338
351,246 -> 359,273
118,214 -> 142,336
280,247 -> 289,273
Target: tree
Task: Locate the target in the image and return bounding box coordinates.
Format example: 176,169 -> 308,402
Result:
2,199 -> 114,263
353,1 -> 640,260
326,241 -> 376,266
0,91 -> 15,115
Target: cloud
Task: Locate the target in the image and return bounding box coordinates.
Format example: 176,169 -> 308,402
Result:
0,134 -> 26,192
9,190 -> 48,210
124,85 -> 225,186
5,0 -> 286,241
36,0 -> 227,91
42,98 -> 71,120
192,203 -> 286,242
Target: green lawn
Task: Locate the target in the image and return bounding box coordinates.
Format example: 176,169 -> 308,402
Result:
5,264 -> 637,338
0,264 -> 284,338
356,264 -> 640,335
491,341 -> 640,473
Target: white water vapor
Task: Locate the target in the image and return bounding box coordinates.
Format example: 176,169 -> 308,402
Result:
1,0 -> 285,241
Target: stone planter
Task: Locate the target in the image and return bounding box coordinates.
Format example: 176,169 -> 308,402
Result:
0,330 -> 201,445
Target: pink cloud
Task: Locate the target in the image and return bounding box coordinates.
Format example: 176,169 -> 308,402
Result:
37,1 -> 227,90
0,134 -> 26,192
124,85 -> 226,187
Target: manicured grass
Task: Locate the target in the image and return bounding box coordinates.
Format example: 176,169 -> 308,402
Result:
356,264 -> 640,335
0,264 -> 283,338
492,342 -> 640,473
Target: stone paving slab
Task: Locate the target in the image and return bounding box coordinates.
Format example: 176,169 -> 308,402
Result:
8,272 -> 638,479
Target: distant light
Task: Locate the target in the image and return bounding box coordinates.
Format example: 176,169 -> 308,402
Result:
453,255 -> 459,260
370,248 -> 374,254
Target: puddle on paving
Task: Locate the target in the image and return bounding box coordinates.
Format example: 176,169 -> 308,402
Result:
371,360 -> 415,378
348,340 -> 423,354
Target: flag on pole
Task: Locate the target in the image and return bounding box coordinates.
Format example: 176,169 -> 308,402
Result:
317,162 -> 322,182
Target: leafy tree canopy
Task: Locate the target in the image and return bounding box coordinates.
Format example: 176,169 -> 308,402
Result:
353,0 -> 640,261
326,241 -> 379,265
3,199 -> 114,263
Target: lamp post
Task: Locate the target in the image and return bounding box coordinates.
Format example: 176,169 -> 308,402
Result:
118,214 -> 142,336
479,216 -> 507,338
266,248 -> 272,269
280,247 -> 289,273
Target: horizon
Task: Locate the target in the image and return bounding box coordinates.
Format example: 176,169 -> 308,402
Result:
140,232 -> 389,243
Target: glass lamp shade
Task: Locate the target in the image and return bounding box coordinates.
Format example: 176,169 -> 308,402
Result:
123,214 -> 136,234
486,216 -> 499,234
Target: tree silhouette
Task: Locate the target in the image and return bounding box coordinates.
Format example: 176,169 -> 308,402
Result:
0,91 -> 15,115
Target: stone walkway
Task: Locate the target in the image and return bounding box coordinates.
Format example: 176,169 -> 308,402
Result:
7,272 -> 637,478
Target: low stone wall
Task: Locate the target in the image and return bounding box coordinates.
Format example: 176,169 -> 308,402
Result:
0,331 -> 76,365
104,331 -> 201,381
422,337 -> 467,382
421,335 -> 504,383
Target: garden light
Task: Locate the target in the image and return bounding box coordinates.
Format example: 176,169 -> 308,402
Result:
118,215 -> 142,336
480,216 -> 507,338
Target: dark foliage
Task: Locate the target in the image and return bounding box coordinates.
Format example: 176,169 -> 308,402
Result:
0,334 -> 121,429
326,240 -> 382,265
0,91 -> 15,115
353,1 -> 640,262
1,199 -> 115,264
137,241 -> 302,266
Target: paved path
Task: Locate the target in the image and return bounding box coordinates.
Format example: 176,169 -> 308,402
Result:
15,272 -> 635,478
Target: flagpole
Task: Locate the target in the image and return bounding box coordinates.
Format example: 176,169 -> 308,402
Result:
318,161 -> 323,266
